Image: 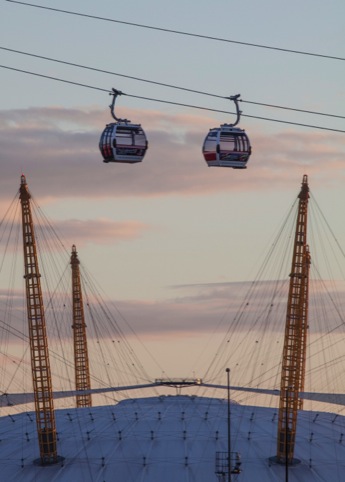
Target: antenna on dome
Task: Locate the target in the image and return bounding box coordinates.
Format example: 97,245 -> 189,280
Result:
215,369 -> 242,481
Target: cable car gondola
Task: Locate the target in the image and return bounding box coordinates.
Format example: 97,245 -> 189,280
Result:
99,89 -> 148,164
202,94 -> 252,169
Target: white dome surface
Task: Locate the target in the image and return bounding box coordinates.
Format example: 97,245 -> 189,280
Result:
1,394 -> 345,481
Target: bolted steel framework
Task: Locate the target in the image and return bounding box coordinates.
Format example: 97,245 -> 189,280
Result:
70,245 -> 92,407
19,174 -> 59,464
276,174 -> 311,464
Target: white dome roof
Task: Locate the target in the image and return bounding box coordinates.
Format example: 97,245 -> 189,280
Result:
1,394 -> 344,481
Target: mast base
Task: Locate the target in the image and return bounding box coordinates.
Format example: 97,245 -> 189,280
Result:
268,455 -> 301,466
34,455 -> 65,466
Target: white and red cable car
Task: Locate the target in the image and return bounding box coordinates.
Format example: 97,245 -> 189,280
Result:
202,94 -> 252,169
99,89 -> 148,164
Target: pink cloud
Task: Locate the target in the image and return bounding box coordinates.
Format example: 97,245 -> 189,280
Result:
60,218 -> 150,246
2,279 -> 344,343
0,217 -> 151,250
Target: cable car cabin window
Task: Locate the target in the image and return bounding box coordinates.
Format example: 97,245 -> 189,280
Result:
115,127 -> 147,147
219,132 -> 236,152
99,125 -> 113,161
202,130 -> 218,162
115,127 -> 135,146
235,134 -> 250,152
115,126 -> 146,158
219,131 -> 249,153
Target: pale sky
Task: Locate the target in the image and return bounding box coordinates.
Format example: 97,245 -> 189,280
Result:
0,0 -> 345,387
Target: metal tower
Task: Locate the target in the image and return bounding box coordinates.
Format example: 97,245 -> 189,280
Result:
70,244 -> 92,407
274,174 -> 311,464
19,174 -> 61,465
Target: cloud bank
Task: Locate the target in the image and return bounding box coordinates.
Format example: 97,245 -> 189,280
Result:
1,106 -> 344,202
2,279 -> 344,342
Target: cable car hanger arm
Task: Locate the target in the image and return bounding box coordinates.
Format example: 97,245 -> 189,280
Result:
109,88 -> 130,123
226,94 -> 242,127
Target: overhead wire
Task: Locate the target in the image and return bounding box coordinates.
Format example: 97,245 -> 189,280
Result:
78,259 -> 167,382
0,46 -> 225,100
1,64 -> 344,134
5,0 -> 345,62
1,46 -> 344,121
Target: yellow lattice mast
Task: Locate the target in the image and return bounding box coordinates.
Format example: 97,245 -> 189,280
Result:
19,175 -> 61,465
70,244 -> 92,407
275,174 -> 311,464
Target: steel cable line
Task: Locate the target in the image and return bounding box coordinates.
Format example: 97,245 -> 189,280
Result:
5,0 -> 345,62
79,261 -> 166,381
29,194 -> 159,386
1,46 -> 344,121
0,46 -> 224,100
0,217 -> 142,396
1,63 -> 345,134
